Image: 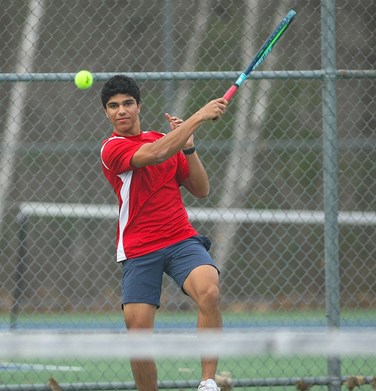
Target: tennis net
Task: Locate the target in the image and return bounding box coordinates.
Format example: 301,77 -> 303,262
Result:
2,329 -> 376,358
1,329 -> 376,391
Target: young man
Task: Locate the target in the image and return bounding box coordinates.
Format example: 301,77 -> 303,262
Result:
100,75 -> 228,391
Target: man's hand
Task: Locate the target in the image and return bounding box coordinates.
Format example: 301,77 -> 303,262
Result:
165,113 -> 184,130
197,98 -> 228,122
165,113 -> 194,150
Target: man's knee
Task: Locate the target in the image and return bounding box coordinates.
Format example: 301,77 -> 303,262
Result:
123,303 -> 156,329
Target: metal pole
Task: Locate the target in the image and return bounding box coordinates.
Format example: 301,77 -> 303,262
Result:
321,1 -> 341,391
163,0 -> 174,113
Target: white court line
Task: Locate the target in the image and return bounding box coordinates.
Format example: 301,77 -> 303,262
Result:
0,362 -> 82,371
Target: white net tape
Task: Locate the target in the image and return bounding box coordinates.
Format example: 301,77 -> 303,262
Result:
2,329 -> 376,359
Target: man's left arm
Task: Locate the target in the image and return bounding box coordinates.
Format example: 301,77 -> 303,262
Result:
166,114 -> 210,198
181,151 -> 210,198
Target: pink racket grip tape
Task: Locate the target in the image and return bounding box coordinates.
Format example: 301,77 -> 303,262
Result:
223,85 -> 238,102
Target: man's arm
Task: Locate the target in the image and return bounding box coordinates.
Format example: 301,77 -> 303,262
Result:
181,150 -> 210,198
130,97 -> 227,168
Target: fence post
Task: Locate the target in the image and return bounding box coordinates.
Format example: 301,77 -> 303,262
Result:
321,1 -> 341,391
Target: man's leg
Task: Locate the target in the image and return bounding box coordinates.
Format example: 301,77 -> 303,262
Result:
183,265 -> 222,381
123,303 -> 158,391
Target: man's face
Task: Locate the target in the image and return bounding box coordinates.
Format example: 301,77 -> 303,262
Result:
105,93 -> 141,135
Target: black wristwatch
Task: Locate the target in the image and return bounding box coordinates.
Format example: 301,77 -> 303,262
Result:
182,146 -> 196,155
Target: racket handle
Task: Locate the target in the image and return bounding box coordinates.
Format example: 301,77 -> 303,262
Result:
223,85 -> 238,102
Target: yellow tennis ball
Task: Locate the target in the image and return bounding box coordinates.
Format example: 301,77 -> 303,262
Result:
74,70 -> 93,90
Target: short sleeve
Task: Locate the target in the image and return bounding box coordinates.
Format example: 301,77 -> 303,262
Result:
101,137 -> 141,174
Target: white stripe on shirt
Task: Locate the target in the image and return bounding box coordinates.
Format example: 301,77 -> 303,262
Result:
116,170 -> 133,261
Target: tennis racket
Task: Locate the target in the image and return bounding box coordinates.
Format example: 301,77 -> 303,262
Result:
223,9 -> 297,102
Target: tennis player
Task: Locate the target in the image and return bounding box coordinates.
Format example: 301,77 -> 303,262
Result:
100,75 -> 227,391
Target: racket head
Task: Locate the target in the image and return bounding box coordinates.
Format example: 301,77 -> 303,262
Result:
223,9 -> 297,102
244,9 -> 296,76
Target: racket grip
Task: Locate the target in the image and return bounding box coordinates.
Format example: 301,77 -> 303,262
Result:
223,85 -> 238,102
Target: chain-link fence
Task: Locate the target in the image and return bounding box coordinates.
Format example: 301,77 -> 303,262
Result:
1,0 -> 376,390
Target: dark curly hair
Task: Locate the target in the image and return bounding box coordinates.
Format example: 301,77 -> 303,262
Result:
101,75 -> 141,108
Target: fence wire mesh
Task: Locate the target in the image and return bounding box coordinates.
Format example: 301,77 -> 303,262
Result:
1,0 -> 376,389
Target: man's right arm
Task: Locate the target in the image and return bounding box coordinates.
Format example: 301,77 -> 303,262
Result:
130,97 -> 228,168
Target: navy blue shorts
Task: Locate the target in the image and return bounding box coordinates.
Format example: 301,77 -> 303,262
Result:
121,235 -> 219,308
